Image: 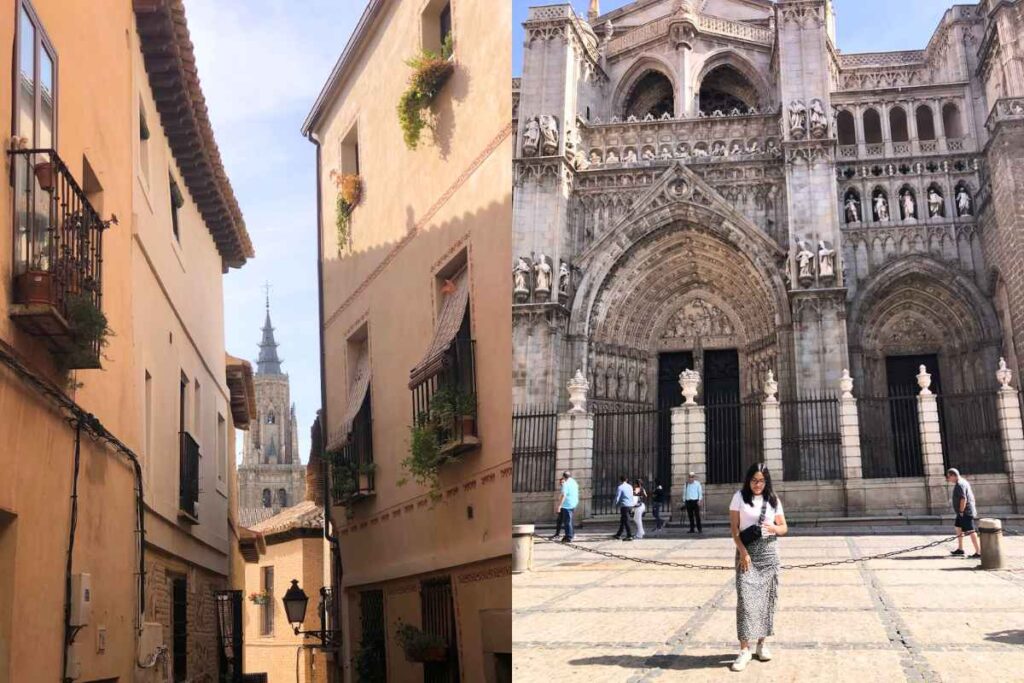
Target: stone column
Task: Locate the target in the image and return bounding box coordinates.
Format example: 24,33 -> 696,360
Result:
762,370 -> 783,481
675,370 -> 706,486
853,104 -> 866,156
557,371 -> 594,519
916,365 -> 947,514
670,405 -> 689,503
995,359 -> 1024,512
838,369 -> 866,515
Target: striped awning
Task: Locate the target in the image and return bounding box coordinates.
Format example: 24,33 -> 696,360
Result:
328,353 -> 371,452
408,268 -> 469,388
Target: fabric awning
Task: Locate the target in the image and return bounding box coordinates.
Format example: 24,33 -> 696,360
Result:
327,353 -> 371,452
408,268 -> 469,388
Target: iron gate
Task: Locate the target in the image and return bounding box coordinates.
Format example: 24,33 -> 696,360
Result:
780,394 -> 842,481
357,589 -> 387,682
859,393 -> 923,478
422,577 -> 459,683
591,407 -> 669,515
939,391 -> 1004,474
512,406 -> 558,492
705,397 -> 762,485
215,590 -> 242,683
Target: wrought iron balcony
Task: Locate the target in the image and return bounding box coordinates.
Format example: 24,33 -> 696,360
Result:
179,431 -> 200,523
7,148 -> 111,368
410,337 -> 480,457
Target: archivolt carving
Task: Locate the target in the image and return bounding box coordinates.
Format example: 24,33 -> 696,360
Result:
661,297 -> 737,342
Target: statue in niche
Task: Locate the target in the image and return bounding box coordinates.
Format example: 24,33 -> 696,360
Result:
711,141 -> 726,156
589,150 -> 602,165
594,365 -> 605,397
765,139 -> 780,157
638,373 -> 648,404
606,366 -> 617,400
676,142 -> 690,157
818,241 -> 836,280
539,115 -> 559,155
624,148 -> 638,163
606,149 -> 620,163
796,240 -> 815,283
513,257 -> 531,296
693,144 -> 708,157
558,261 -> 571,297
844,193 -> 861,223
617,367 -> 627,400
660,146 -> 673,160
747,139 -> 760,154
730,141 -> 744,156
956,186 -> 973,216
627,367 -> 637,401
927,188 -> 945,217
662,299 -> 736,340
522,117 -> 541,157
873,192 -> 890,222
534,255 -> 552,294
564,128 -> 577,164
642,147 -> 656,161
900,189 -> 917,220
809,99 -> 828,137
789,100 -> 807,138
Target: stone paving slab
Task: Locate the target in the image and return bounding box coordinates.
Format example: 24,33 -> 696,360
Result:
514,527 -> 1024,681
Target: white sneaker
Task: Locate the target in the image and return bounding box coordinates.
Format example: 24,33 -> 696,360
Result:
731,649 -> 753,672
755,642 -> 772,661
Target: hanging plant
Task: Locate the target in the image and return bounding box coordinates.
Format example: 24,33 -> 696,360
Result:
330,171 -> 362,255
329,452 -> 376,517
248,590 -> 271,606
56,293 -> 114,376
397,35 -> 454,150
397,384 -> 476,500
394,621 -> 448,663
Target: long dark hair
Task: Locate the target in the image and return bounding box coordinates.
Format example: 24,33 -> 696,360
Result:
740,462 -> 777,508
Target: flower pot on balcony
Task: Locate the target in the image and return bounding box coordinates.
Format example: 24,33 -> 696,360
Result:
14,270 -> 55,306
34,161 -> 55,192
459,414 -> 476,439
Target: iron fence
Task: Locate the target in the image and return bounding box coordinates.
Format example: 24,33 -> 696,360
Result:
591,407 -> 668,515
705,397 -> 762,485
859,393 -> 923,478
410,338 -> 477,444
780,393 -> 842,481
938,391 -> 1004,474
512,406 -> 558,492
178,431 -> 200,518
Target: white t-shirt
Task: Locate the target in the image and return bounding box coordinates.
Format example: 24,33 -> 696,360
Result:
729,491 -> 784,535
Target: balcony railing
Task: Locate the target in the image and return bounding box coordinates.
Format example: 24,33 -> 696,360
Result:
179,431 -> 200,522
330,393 -> 375,506
410,338 -> 479,456
7,148 -> 109,366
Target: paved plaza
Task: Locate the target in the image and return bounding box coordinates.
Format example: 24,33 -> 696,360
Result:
513,525 -> 1024,682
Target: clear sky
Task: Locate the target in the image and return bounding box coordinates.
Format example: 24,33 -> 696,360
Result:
186,0 -> 368,462
513,0 -> 952,75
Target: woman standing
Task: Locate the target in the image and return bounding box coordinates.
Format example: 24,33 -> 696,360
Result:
728,463 -> 787,672
632,478 -> 649,539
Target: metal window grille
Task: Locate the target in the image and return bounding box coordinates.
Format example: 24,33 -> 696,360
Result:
421,577 -> 459,683
512,406 -> 558,492
178,431 -> 200,518
356,589 -> 386,682
261,566 -> 274,636
172,577 -> 188,682
215,590 -> 243,683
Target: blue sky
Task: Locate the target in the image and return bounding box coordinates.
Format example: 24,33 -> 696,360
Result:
513,0 -> 952,74
187,0 -> 368,461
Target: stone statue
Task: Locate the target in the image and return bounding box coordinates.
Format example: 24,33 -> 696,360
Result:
539,115 -> 559,155
693,144 -> 708,157
956,186 -> 973,216
789,100 -> 807,138
558,261 -> 570,296
729,141 -> 744,156
900,189 -> 917,220
873,192 -> 890,222
927,188 -> 944,217
606,366 -> 617,400
765,139 -> 780,157
844,194 -> 861,223
747,139 -> 760,154
513,257 -> 531,296
534,255 -> 552,293
809,99 -> 828,137
641,147 -> 655,161
522,117 -> 541,157
638,373 -> 648,403
711,141 -> 726,156
606,149 -> 619,163
659,146 -> 673,159
602,20 -> 615,43
796,240 -> 815,282
624,148 -> 638,163
818,240 -> 835,280
564,128 -> 577,164
589,150 -> 602,165
676,142 -> 690,157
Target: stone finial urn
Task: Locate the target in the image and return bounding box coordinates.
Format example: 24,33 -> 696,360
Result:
839,369 -> 854,399
997,357 -> 1013,390
916,365 -> 932,395
679,369 -> 701,405
764,370 -> 778,404
567,369 -> 590,414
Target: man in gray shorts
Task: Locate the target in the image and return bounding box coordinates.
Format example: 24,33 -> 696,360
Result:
946,468 -> 980,559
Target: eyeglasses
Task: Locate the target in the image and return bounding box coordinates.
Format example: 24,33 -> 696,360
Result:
751,477 -> 766,484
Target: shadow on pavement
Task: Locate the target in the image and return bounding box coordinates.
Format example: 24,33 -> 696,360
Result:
985,630 -> 1024,645
568,653 -> 732,671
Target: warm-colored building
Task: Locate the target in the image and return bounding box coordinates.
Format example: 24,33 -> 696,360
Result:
0,1 -> 254,682
301,0 -> 513,681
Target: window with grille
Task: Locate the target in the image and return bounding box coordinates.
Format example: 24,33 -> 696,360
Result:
421,577 -> 459,683
172,576 -> 188,681
261,566 -> 274,636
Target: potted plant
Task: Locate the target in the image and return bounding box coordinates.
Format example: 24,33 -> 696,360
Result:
56,293 -> 113,373
430,384 -> 477,442
34,159 -> 56,192
14,257 -> 55,306
397,35 -> 454,150
398,414 -> 448,501
394,621 -> 448,663
329,452 -> 376,515
248,590 -> 270,606
329,171 -> 362,255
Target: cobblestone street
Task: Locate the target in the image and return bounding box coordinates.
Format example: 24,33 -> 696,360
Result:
513,525 -> 1024,682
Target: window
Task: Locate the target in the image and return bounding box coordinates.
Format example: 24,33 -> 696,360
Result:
358,590 -> 387,681
193,379 -> 201,443
942,103 -> 964,139
217,413 -> 226,485
916,105 -> 936,141
889,106 -> 909,142
266,411 -> 276,425
863,108 -> 882,144
144,371 -> 153,479
260,566 -> 274,636
169,174 -> 184,241
139,100 -> 151,186
836,110 -> 856,145
15,2 -> 56,148
340,124 -> 360,176
276,488 -> 287,508
179,373 -> 188,435
439,2 -> 452,47
421,0 -> 453,55
623,71 -> 674,120
261,489 -> 271,508
172,576 -> 188,681
698,64 -> 759,116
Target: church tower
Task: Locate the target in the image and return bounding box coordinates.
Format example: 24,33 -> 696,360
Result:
238,292 -> 305,521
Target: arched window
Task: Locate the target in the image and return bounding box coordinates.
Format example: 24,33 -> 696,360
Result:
916,105 -> 936,141
697,64 -> 759,116
261,489 -> 272,508
623,71 -> 674,119
837,110 -> 856,145
942,103 -> 964,139
276,489 -> 288,508
889,106 -> 909,142
266,411 -> 276,425
863,108 -> 882,144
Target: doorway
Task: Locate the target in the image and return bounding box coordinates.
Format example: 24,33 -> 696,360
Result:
885,354 -> 940,477
704,350 -> 748,483
656,352 -> 693,501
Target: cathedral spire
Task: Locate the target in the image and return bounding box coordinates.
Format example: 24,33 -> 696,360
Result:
588,0 -> 599,21
257,290 -> 283,375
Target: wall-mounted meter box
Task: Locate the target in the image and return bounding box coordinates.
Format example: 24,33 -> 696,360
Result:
70,572 -> 92,626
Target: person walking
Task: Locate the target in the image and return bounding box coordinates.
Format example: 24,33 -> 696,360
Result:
729,463 -> 787,672
549,474 -> 567,540
947,467 -> 980,559
612,474 -> 636,541
632,478 -> 649,539
652,481 -> 668,531
558,471 -> 579,543
684,472 -> 703,533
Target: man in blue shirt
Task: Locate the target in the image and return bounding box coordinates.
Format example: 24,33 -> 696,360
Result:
555,470 -> 579,542
612,474 -> 636,541
684,472 -> 703,533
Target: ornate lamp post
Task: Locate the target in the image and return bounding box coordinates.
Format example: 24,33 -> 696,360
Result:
281,579 -> 340,648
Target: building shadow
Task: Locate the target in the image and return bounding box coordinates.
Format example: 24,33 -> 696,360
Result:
985,629 -> 1024,645
568,653 -> 731,671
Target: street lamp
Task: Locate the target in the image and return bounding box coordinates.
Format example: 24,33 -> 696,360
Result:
281,579 -> 340,648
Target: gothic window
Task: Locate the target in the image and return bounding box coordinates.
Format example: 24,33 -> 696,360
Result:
942,103 -> 963,139
697,64 -> 758,116
261,489 -> 271,508
916,105 -> 936,141
837,110 -> 856,145
266,411 -> 276,425
623,71 -> 674,120
276,488 -> 287,508
889,106 -> 909,142
863,108 -> 882,144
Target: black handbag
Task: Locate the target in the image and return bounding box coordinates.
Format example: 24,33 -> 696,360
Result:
739,498 -> 769,547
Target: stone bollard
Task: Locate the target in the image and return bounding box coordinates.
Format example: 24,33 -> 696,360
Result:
979,518 -> 1005,570
512,524 -> 535,574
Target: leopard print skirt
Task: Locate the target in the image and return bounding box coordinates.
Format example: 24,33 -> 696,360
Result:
735,535 -> 779,641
